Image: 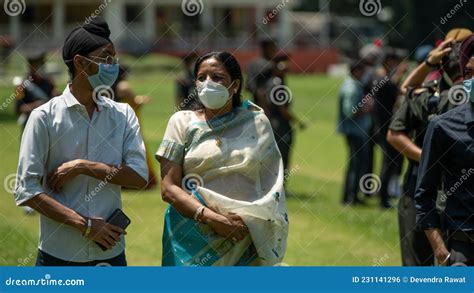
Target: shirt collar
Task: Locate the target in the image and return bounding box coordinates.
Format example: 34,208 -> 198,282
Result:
465,101 -> 474,125
63,84 -> 81,108
62,84 -> 112,111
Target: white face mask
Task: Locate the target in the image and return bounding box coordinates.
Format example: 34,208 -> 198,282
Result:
197,79 -> 234,109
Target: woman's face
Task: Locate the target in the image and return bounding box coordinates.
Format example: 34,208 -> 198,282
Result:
196,57 -> 239,94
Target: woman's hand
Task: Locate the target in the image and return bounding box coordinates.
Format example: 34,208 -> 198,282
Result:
204,210 -> 249,242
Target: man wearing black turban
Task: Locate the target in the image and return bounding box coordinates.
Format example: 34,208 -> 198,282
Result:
63,17 -> 112,79
414,34 -> 474,266
14,17 -> 149,266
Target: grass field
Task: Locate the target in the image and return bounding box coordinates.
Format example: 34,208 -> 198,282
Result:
0,53 -> 400,266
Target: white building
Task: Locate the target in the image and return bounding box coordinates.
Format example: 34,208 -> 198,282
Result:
1,0 -> 296,53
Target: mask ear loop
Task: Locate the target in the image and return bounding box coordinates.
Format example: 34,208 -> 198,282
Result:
227,80 -> 237,94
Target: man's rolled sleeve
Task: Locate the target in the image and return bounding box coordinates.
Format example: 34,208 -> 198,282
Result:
15,109 -> 49,205
414,118 -> 443,230
389,100 -> 409,132
122,105 -> 149,181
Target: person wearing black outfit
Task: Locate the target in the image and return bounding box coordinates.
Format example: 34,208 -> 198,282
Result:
373,49 -> 407,208
15,52 -> 57,129
176,52 -> 198,110
388,36 -> 469,266
246,39 -> 277,111
414,34 -> 474,266
247,40 -> 305,175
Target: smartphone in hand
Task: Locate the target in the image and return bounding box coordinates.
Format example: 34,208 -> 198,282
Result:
96,209 -> 131,251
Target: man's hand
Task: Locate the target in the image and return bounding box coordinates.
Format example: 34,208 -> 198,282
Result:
425,228 -> 450,265
47,159 -> 83,192
434,244 -> 450,266
85,217 -> 126,250
427,39 -> 453,65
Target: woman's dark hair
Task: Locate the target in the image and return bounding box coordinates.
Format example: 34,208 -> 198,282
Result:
192,51 -> 243,109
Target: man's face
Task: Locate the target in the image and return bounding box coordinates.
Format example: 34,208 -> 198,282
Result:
385,57 -> 400,72
463,56 -> 474,80
263,43 -> 277,60
74,43 -> 116,79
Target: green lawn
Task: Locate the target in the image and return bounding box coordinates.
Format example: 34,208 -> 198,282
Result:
0,53 -> 400,266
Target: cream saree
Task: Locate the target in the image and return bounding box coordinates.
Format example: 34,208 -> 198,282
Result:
156,101 -> 288,266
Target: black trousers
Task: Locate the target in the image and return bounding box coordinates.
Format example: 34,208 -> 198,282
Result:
272,119 -> 293,174
36,249 -> 127,266
377,131 -> 403,205
398,194 -> 434,266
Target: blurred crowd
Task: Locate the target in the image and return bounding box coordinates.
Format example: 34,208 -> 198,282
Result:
337,27 -> 474,266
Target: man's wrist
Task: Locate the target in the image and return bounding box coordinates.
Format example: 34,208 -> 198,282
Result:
425,58 -> 440,68
438,253 -> 451,265
70,214 -> 88,234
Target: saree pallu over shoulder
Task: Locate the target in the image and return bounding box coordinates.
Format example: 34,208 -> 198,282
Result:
156,139 -> 185,166
159,102 -> 288,266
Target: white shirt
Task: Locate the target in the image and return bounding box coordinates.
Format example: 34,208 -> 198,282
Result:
14,85 -> 148,262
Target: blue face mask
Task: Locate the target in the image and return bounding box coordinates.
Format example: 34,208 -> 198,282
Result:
83,56 -> 119,89
464,78 -> 474,103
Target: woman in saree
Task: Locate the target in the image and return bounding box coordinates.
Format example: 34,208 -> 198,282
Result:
156,51 -> 288,266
